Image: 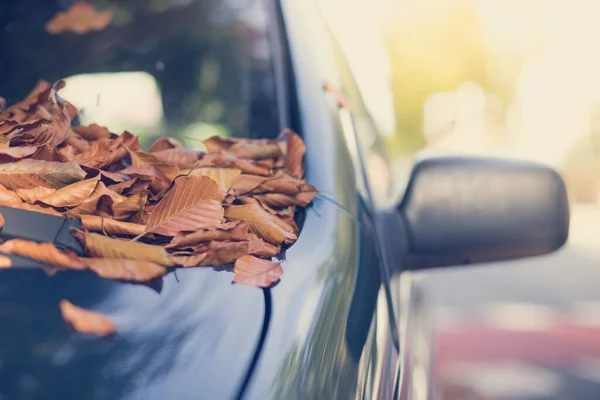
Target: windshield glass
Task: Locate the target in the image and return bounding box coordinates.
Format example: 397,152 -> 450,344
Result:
1,0 -> 280,148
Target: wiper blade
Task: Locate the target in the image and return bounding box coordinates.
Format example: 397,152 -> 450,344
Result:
0,205 -> 84,268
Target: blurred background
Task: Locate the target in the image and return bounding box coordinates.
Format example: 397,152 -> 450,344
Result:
362,0 -> 600,398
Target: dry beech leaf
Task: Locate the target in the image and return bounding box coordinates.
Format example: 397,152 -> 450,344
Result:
17,202 -> 63,216
0,81 -> 51,121
46,2 -> 113,35
167,221 -> 249,249
75,231 -> 174,267
64,130 -> 91,153
186,167 -> 241,191
149,137 -> 184,152
107,178 -> 137,194
0,146 -> 38,160
150,149 -> 202,168
127,149 -> 160,167
0,239 -> 84,269
97,170 -> 127,183
81,257 -> 166,282
113,190 -> 148,221
230,159 -> 272,176
68,181 -> 126,217
254,192 -> 316,209
229,174 -> 272,197
202,241 -> 249,266
37,176 -> 100,207
249,173 -> 317,196
169,241 -> 249,267
59,300 -> 115,336
233,255 -> 283,288
0,255 -> 12,268
203,136 -> 282,160
0,159 -> 86,189
80,215 -> 146,237
75,132 -> 139,169
72,124 -> 112,141
0,184 -> 23,206
285,129 -> 306,178
248,238 -> 281,257
138,175 -> 225,238
225,203 -> 297,244
118,165 -> 176,195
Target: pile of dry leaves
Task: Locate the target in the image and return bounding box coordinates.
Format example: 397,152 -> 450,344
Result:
0,80 -> 315,335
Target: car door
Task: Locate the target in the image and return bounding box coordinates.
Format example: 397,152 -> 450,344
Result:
242,1 -> 404,399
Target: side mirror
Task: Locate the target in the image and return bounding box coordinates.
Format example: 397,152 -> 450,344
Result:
397,155 -> 570,270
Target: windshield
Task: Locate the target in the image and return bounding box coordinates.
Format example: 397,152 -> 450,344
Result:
1,0 -> 280,148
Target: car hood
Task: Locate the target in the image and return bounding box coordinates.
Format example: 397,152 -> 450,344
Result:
0,266 -> 264,400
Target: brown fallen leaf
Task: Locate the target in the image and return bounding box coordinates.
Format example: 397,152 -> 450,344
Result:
0,159 -> 86,189
127,149 -> 160,168
59,300 -> 115,336
230,159 -> 272,176
225,203 -> 297,244
203,136 -> 282,160
81,257 -> 166,282
254,192 -> 316,209
64,130 -> 91,153
46,2 -> 113,35
113,190 -> 148,221
201,241 -> 250,266
0,255 -> 12,268
0,184 -> 24,207
97,170 -> 127,183
248,238 -> 281,257
75,231 -> 174,267
148,137 -> 184,152
0,239 -> 84,269
151,149 -> 202,168
118,166 -> 175,195
17,202 -> 64,216
233,255 -> 283,288
186,167 -> 241,191
0,145 -> 39,160
169,240 -> 250,267
168,252 -> 207,268
229,174 -> 272,197
167,221 -> 249,248
67,182 -> 125,217
0,212 -> 4,230
285,129 -> 306,178
138,175 -> 225,238
107,178 -> 137,194
57,144 -> 76,162
72,124 -> 112,141
37,176 -> 100,207
75,132 -> 139,169
0,81 -> 51,121
250,172 -> 317,196
80,215 -> 147,237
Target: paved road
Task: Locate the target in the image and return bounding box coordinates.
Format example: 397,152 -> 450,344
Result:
419,204 -> 600,400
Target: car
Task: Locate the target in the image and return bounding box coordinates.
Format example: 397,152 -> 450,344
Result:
0,0 -> 569,399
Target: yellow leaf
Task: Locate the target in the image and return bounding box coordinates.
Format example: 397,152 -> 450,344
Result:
76,231 -> 174,266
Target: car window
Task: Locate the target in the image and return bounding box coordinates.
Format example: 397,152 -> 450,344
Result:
1,0 -> 280,148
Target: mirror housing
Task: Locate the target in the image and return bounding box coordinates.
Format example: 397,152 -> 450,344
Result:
397,155 -> 570,270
